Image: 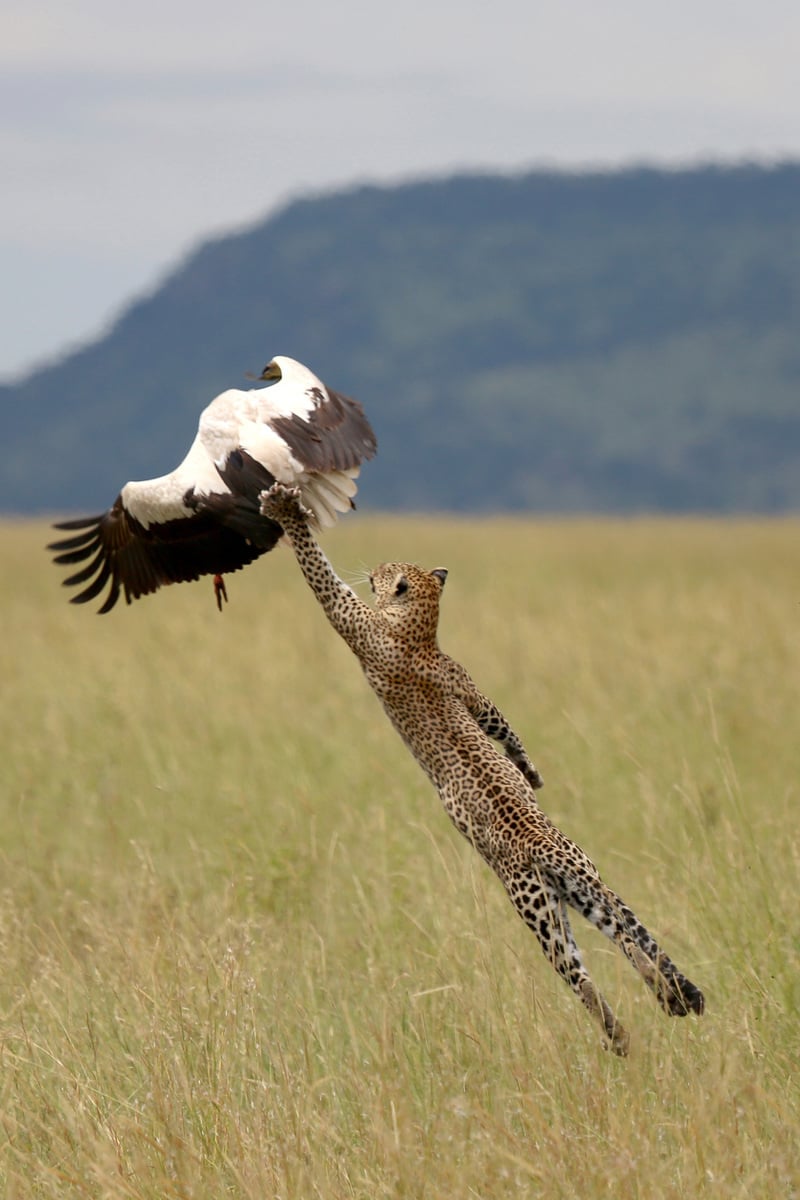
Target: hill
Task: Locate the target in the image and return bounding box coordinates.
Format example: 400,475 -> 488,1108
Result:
4,163 -> 800,514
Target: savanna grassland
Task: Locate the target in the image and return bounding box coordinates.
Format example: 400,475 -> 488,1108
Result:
1,516 -> 798,1198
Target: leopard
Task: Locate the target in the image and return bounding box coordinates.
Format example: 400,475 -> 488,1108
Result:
259,482 -> 705,1055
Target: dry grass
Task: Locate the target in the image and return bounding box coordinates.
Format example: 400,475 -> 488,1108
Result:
1,515 -> 798,1197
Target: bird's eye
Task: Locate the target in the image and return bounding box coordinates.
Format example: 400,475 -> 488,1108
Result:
395,577 -> 408,596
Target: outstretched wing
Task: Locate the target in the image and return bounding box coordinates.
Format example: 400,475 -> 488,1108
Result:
48,493 -> 282,613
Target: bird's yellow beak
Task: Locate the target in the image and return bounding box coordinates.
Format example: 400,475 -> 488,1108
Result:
258,361 -> 282,382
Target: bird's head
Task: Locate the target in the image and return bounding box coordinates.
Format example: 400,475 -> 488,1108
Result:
258,359 -> 282,383
255,355 -> 323,391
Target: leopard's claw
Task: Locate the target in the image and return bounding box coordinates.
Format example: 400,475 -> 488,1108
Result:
259,482 -> 311,522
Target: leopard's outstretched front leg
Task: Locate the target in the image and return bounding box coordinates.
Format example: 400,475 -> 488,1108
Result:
259,483 -> 374,655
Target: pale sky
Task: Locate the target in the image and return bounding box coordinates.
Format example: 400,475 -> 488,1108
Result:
2,0 -> 799,381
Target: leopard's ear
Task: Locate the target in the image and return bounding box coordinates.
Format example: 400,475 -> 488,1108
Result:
430,568 -> 448,590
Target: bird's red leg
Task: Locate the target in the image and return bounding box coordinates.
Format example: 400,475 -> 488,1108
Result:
214,574 -> 228,611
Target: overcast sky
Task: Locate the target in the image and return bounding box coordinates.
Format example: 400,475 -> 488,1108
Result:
2,0 -> 798,381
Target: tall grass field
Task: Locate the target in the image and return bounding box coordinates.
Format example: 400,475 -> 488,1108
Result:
1,516 -> 798,1197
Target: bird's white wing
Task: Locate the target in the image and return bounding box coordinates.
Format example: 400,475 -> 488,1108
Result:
120,434 -> 224,527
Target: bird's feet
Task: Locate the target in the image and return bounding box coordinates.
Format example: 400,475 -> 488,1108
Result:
213,573 -> 228,612
259,482 -> 312,524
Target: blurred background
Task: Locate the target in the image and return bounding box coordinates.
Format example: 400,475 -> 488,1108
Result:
3,0 -> 799,514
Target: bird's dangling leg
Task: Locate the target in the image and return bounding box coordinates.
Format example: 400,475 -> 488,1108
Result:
214,574 -> 228,611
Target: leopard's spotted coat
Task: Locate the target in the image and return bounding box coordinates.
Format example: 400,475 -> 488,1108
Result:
260,484 -> 704,1054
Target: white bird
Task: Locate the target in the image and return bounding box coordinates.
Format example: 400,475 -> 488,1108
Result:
49,356 -> 377,612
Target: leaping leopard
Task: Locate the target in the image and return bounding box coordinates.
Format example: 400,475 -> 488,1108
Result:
258,482 -> 704,1054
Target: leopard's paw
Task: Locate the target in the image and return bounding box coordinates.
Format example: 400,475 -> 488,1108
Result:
259,482 -> 311,522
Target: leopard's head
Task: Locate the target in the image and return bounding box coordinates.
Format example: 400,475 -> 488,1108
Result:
369,562 -> 448,641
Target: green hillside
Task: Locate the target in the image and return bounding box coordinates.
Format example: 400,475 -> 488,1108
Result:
4,163 -> 800,513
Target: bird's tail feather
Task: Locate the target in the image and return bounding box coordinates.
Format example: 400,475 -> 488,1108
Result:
299,470 -> 359,529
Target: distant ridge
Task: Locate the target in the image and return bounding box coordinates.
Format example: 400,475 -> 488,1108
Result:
5,162 -> 800,514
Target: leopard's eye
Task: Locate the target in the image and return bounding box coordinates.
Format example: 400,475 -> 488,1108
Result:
395,576 -> 409,596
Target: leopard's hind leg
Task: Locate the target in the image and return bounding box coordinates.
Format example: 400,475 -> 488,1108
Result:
505,870 -> 631,1055
562,871 -> 705,1018
530,823 -> 705,1019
